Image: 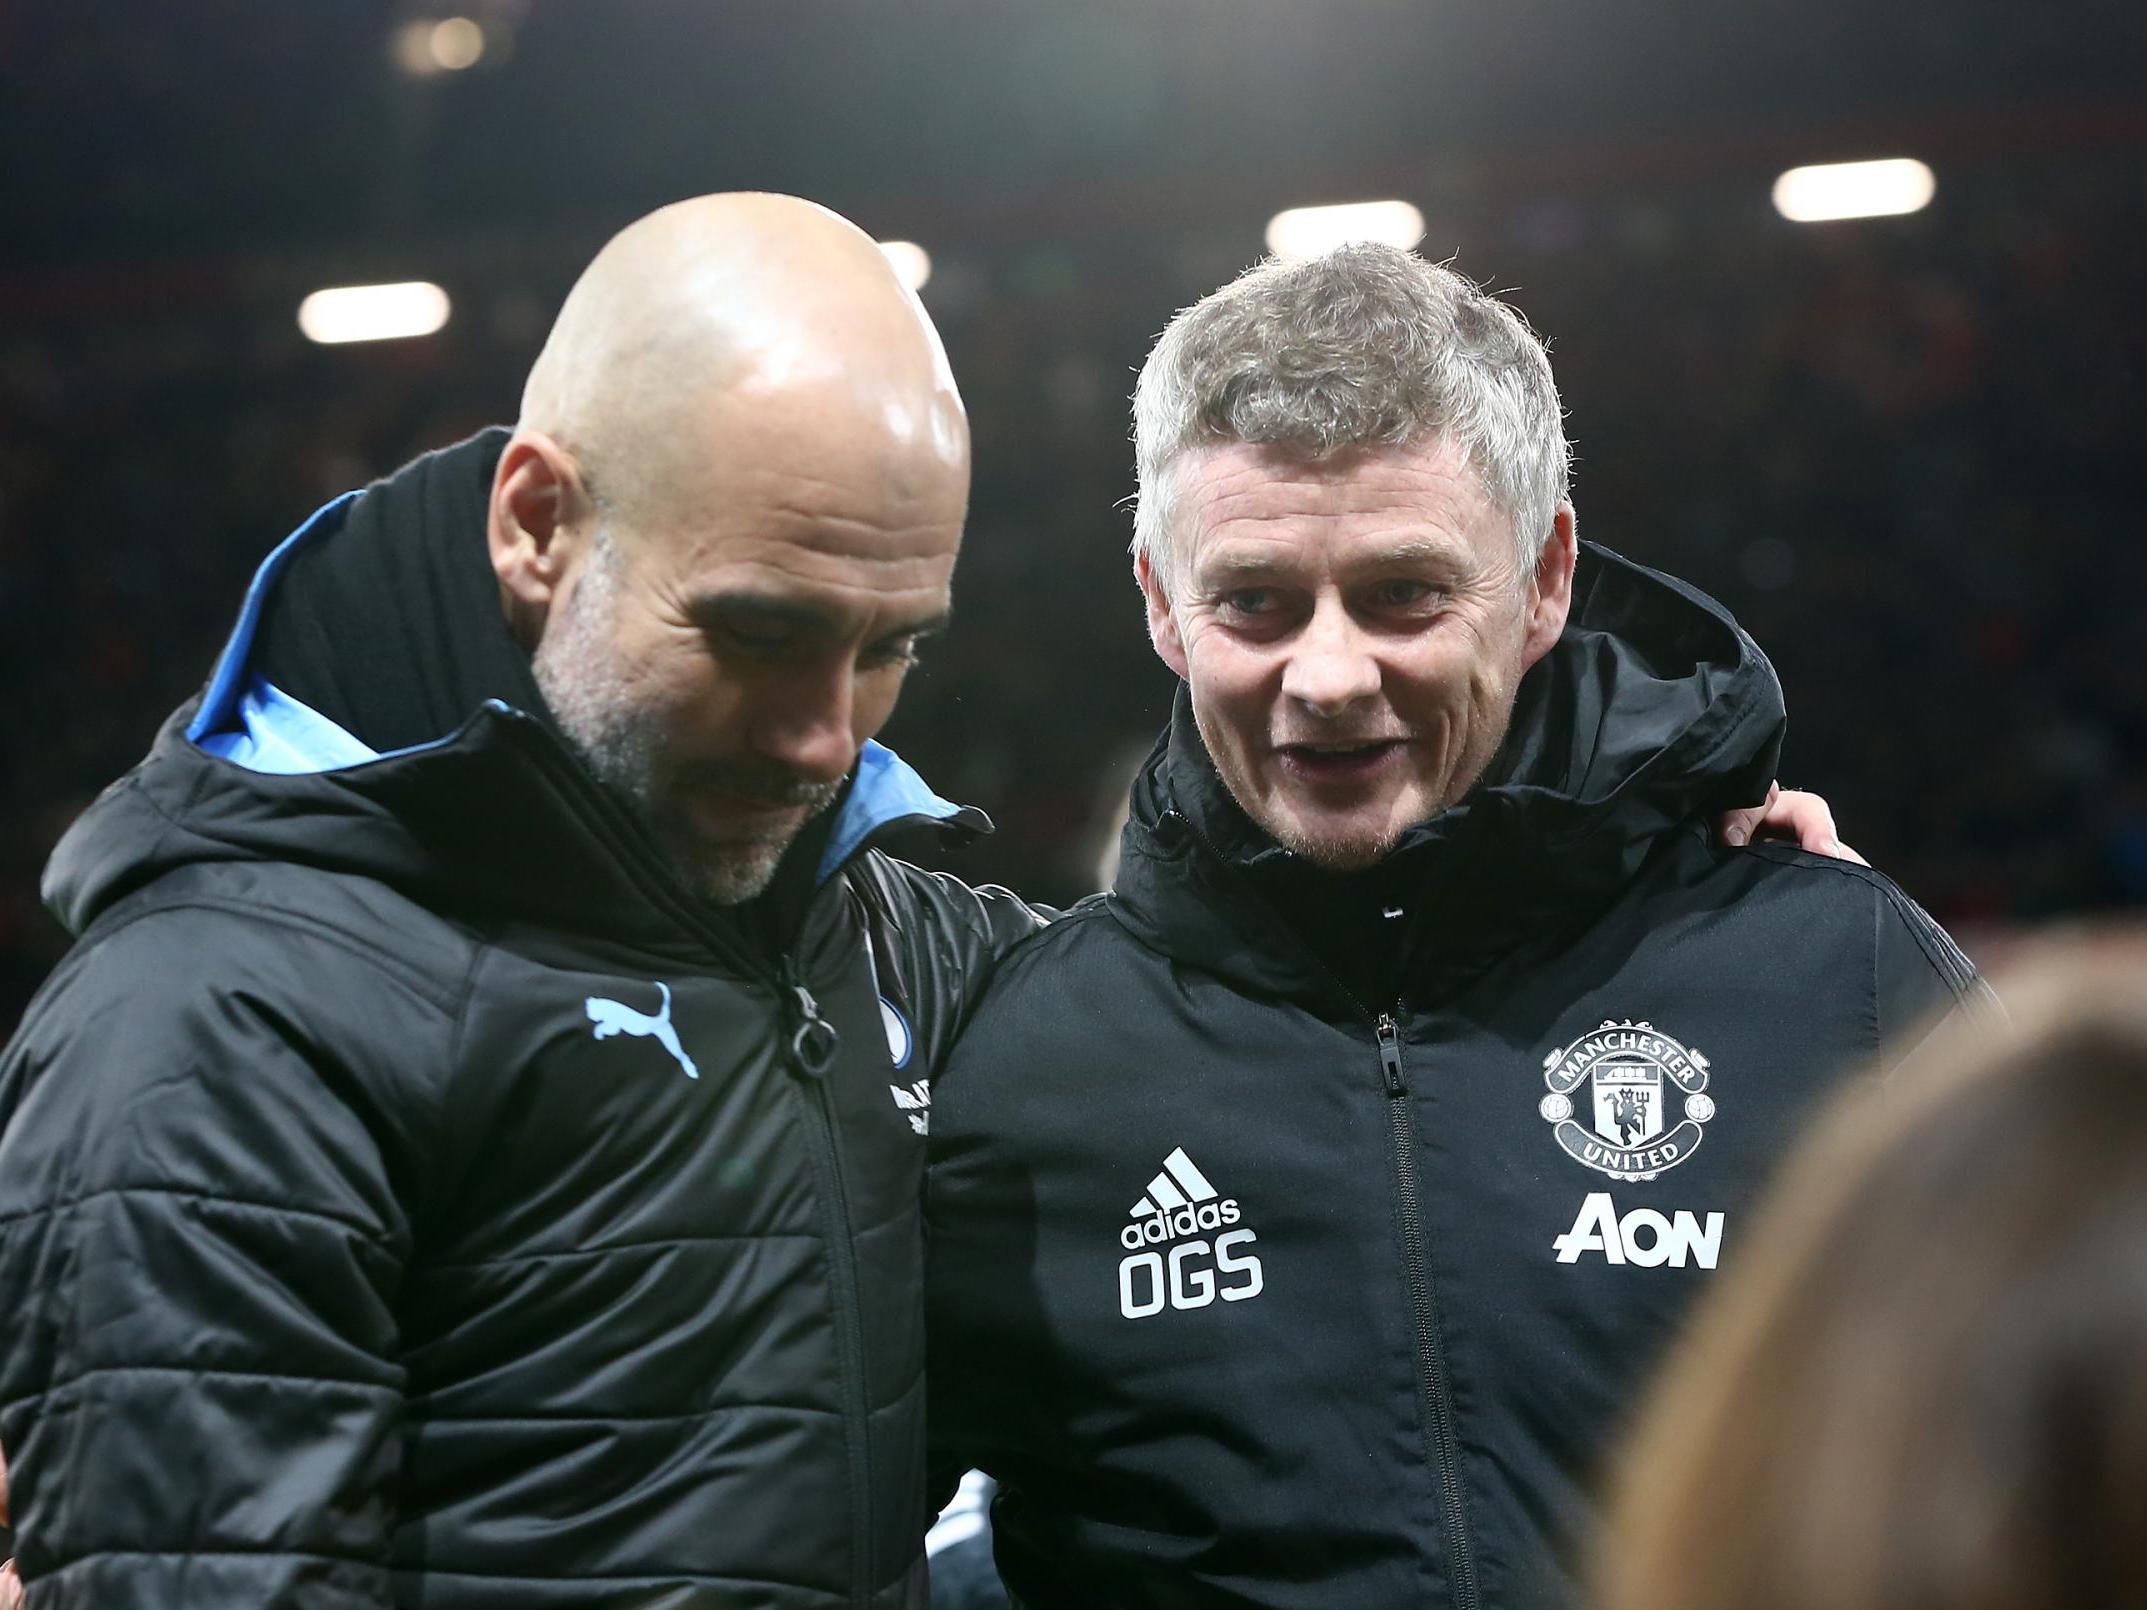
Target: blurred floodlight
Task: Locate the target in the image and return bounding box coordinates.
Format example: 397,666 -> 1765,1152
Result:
298,282 -> 452,345
1264,200 -> 1426,259
391,20 -> 440,75
1772,158 -> 1935,223
391,16 -> 485,75
880,240 -> 932,292
429,17 -> 486,71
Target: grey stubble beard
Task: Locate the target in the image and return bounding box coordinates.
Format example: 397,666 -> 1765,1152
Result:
530,535 -> 839,905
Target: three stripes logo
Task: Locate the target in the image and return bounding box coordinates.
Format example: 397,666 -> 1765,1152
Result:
1116,1146 -> 1264,1319
1122,1147 -> 1235,1248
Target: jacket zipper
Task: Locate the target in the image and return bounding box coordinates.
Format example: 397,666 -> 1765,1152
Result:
782,961 -> 876,1609
1377,1011 -> 1480,1610
1160,809 -> 1481,1605
513,716 -> 882,1604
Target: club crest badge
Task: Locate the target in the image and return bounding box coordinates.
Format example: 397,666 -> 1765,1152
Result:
1539,1019 -> 1715,1181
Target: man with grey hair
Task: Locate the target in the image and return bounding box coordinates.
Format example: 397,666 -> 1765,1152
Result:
0,205 -> 1836,1610
924,244 -> 1986,1608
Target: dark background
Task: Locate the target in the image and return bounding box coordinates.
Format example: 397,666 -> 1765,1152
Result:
4,0 -> 2145,1028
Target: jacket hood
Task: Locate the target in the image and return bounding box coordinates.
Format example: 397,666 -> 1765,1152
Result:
45,484 -> 985,962
1111,541 -> 1784,1009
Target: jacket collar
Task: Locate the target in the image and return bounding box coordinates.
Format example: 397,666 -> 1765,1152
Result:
1108,542 -> 1785,1014
49,492 -> 988,958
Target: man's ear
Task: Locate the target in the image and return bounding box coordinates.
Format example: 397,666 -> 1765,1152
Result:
1520,503 -> 1578,671
489,431 -> 593,646
1136,550 -> 1189,680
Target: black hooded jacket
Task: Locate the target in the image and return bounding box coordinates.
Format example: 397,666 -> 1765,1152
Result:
925,543 -> 1986,1610
0,437 -> 1043,1609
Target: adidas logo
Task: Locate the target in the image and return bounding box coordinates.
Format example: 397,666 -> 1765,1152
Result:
1122,1147 -> 1241,1250
1116,1146 -> 1265,1319
1129,1146 -> 1218,1217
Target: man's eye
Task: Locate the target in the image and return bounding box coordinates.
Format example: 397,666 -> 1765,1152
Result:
1370,579 -> 1439,609
860,636 -> 922,671
1221,588 -> 1275,617
718,627 -> 791,659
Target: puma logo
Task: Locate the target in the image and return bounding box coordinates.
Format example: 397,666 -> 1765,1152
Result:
585,981 -> 700,1080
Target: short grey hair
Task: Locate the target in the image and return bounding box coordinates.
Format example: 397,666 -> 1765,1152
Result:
1131,243 -> 1570,597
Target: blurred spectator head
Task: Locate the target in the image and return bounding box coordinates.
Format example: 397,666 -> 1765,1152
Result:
1595,931 -> 2147,1610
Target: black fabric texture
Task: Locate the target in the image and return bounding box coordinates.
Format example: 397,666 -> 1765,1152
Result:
926,542 -> 1993,1610
0,466 -> 1049,1610
251,427 -> 553,753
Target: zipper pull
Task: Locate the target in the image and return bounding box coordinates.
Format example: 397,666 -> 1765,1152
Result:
1153,808 -> 1193,854
1375,1012 -> 1407,1098
787,979 -> 840,1078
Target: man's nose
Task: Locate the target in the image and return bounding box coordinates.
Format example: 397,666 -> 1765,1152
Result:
754,657 -> 859,784
1280,602 -> 1381,719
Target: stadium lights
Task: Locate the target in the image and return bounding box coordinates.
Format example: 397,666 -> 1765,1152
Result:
879,240 -> 932,292
391,16 -> 487,77
1772,158 -> 1935,223
1264,200 -> 1426,259
428,17 -> 486,70
297,282 -> 452,345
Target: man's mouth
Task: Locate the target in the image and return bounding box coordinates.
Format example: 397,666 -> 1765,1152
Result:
679,775 -> 842,838
1274,739 -> 1406,784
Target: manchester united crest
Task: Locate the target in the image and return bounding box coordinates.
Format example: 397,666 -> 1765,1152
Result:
1539,1020 -> 1715,1181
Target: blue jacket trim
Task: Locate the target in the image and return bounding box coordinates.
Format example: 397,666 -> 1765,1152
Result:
185,492 -> 361,745
198,678 -> 381,772
817,739 -> 966,883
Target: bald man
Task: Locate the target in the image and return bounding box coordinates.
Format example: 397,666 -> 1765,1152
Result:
0,196 -> 1846,1610
0,195 -> 1042,1610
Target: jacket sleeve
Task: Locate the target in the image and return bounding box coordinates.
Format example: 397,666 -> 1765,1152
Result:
0,907 -> 447,1609
854,857 -> 1058,1079
1870,878 -> 1997,1068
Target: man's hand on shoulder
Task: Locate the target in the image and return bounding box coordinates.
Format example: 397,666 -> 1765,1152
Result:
1719,782 -> 1868,864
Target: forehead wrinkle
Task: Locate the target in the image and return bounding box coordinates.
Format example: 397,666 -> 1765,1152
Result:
761,503 -> 962,553
659,509 -> 960,576
736,459 -> 951,508
721,554 -> 953,608
1197,489 -> 1487,542
1189,435 -> 1496,521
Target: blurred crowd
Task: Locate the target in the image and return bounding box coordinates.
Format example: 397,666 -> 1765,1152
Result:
3,146 -> 2142,1027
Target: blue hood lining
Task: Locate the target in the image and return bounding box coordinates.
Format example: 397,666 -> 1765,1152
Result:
186,491 -> 361,745
817,740 -> 968,882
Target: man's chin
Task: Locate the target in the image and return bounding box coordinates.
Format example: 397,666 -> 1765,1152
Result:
1264,811 -> 1408,873
655,823 -> 804,906
1282,836 -> 1395,873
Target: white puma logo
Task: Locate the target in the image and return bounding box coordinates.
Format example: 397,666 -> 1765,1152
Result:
585,981 -> 700,1080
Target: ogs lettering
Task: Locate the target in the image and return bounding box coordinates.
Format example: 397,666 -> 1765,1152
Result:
1119,1229 -> 1264,1318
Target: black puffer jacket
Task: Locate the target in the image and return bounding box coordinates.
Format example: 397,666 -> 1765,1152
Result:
0,491 -> 1039,1608
926,544 -> 1987,1610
